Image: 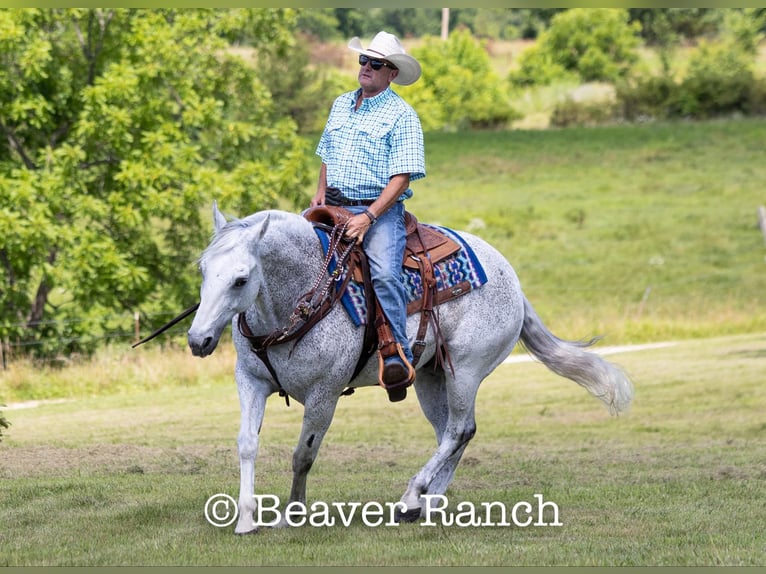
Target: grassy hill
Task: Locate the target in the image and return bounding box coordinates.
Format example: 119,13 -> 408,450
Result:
2,117 -> 766,403
396,118 -> 766,343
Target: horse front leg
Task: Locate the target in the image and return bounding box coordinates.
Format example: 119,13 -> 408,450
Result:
282,390 -> 340,525
235,372 -> 271,535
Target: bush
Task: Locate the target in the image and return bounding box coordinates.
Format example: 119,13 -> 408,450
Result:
745,76 -> 766,116
617,73 -> 682,121
510,8 -> 641,87
399,29 -> 520,131
677,40 -> 755,118
509,46 -> 577,87
550,98 -> 621,128
0,408 -> 9,442
617,38 -> 765,121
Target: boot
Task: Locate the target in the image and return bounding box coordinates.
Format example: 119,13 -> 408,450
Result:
377,342 -> 415,402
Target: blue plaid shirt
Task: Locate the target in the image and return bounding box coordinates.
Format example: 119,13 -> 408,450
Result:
316,87 -> 425,201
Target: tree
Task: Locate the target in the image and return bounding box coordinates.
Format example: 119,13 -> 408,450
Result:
0,9 -> 311,357
398,30 -> 519,131
510,8 -> 642,86
629,8 -> 723,44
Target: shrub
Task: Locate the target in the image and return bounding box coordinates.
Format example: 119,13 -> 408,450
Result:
617,37 -> 765,121
0,408 -> 9,442
744,76 -> 766,116
399,29 -> 520,131
617,73 -> 682,121
677,40 -> 755,117
509,46 -> 577,87
510,8 -> 641,87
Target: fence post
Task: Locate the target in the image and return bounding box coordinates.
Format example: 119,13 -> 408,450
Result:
758,205 -> 766,248
636,286 -> 652,319
134,311 -> 140,345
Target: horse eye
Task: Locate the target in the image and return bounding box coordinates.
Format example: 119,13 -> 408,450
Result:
233,277 -> 248,288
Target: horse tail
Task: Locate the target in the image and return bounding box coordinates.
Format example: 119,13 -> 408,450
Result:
519,296 -> 634,416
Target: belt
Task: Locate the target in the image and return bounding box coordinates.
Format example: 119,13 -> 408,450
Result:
326,188 -> 375,207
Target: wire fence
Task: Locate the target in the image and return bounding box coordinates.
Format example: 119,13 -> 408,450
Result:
0,309 -> 192,369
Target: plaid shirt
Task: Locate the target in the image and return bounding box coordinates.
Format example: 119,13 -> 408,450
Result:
316,87 -> 425,201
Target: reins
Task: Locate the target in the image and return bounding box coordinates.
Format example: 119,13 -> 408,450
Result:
236,222 -> 367,406
132,221 -> 374,407
132,302 -> 200,348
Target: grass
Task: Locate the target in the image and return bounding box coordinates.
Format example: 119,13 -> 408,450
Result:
3,38 -> 766,566
0,340 -> 235,403
1,332 -> 765,565
2,118 -> 766,403
409,119 -> 766,344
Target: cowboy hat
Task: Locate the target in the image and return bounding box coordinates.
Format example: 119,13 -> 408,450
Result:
348,31 -> 422,86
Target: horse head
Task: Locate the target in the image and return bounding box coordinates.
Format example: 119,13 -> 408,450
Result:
188,202 -> 270,357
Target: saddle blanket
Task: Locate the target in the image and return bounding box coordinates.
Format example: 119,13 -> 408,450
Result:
314,224 -> 488,327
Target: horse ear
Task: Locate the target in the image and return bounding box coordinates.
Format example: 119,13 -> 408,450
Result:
212,201 -> 227,233
258,213 -> 271,241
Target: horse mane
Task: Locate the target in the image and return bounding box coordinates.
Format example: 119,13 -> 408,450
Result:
199,210 -> 300,263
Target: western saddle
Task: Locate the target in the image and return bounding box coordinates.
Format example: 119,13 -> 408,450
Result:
302,205 -> 463,402
137,205 -> 471,405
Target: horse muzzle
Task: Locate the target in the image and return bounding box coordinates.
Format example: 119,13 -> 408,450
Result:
188,330 -> 220,357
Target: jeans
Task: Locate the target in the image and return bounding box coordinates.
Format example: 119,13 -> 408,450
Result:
347,202 -> 412,363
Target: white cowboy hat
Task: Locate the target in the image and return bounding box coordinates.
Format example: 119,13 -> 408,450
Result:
348,31 -> 422,86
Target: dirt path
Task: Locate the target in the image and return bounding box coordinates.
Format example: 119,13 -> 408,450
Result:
503,341 -> 677,364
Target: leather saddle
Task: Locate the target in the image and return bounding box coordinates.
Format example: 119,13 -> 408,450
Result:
303,205 -> 463,401
304,205 -> 461,272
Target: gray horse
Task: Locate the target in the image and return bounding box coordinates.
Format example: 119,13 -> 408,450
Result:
188,203 -> 633,534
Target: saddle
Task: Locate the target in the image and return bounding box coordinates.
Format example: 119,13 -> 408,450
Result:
303,205 -> 464,401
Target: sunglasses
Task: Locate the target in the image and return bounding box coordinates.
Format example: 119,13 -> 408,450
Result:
358,54 -> 396,71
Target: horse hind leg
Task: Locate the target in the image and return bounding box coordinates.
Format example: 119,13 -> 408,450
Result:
397,365 -> 480,522
412,366 -> 464,495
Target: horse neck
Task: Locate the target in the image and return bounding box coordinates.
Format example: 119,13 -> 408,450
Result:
249,211 -> 323,331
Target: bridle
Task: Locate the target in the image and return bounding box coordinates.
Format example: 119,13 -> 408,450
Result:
134,220 -> 377,407
236,221 -> 371,405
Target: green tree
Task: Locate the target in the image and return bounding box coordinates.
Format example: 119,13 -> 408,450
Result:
0,9 -> 311,357
720,8 -> 766,55
295,8 -> 341,41
511,8 -> 641,86
678,39 -> 756,117
257,33 -> 349,134
399,29 -> 519,131
629,8 -> 723,44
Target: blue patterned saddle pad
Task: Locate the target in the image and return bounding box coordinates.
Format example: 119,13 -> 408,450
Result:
314,224 -> 487,327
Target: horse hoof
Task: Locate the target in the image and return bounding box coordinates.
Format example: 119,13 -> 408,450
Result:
235,527 -> 259,536
394,507 -> 421,523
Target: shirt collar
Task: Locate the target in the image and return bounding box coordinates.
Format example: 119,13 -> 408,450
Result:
353,87 -> 392,111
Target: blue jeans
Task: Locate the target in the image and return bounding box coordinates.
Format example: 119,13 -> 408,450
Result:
347,202 -> 412,363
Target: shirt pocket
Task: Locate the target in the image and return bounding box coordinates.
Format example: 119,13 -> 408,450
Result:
357,122 -> 392,163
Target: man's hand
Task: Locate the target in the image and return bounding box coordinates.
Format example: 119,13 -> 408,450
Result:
310,189 -> 326,207
344,213 -> 373,242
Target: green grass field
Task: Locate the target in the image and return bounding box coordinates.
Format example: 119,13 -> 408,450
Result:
2,333 -> 765,565
2,118 -> 766,565
408,119 -> 766,344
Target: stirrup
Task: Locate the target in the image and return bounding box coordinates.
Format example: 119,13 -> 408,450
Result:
377,344 -> 416,402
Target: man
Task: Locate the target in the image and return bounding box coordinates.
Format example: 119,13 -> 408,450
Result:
311,31 -> 425,398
